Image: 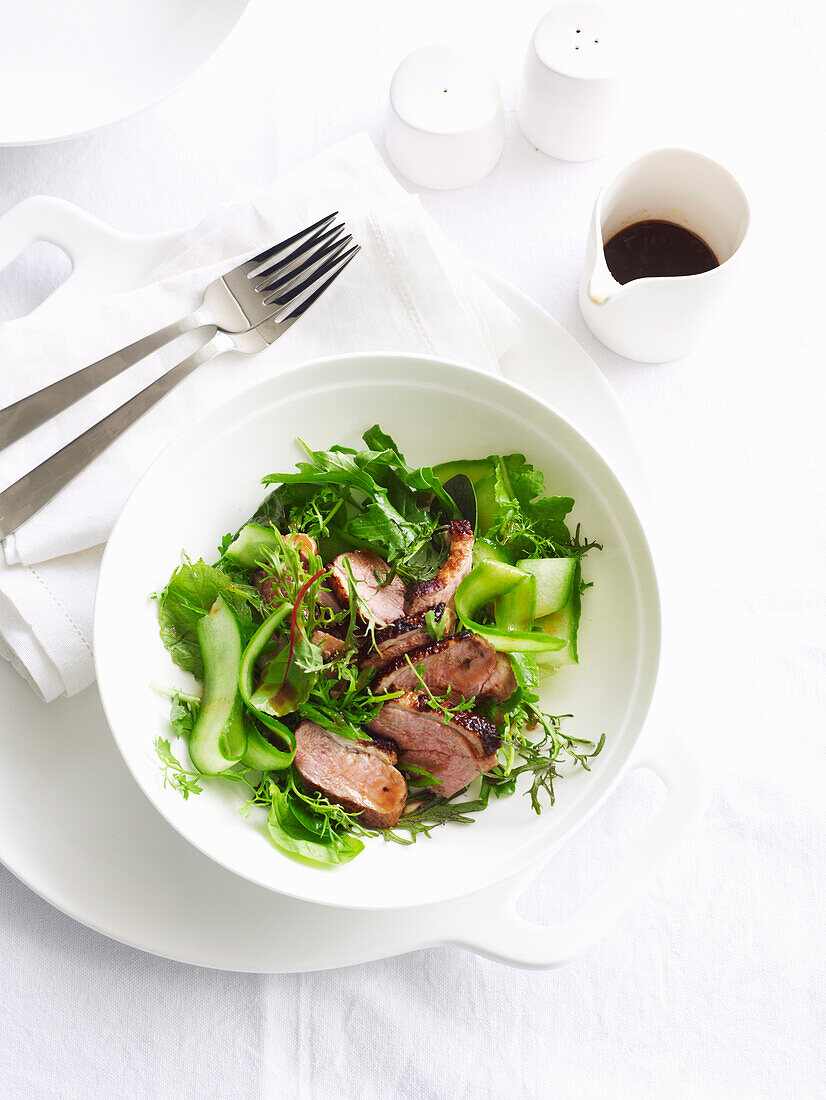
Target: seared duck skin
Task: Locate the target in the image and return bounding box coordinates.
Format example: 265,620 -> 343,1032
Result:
359,603 -> 448,669
406,519 -> 474,617
368,692 -> 501,798
375,631 -> 516,702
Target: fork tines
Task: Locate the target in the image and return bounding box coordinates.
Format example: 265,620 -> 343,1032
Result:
238,212 -> 360,323
241,211 -> 339,276
253,220 -> 350,294
274,241 -> 361,320
258,232 -> 354,303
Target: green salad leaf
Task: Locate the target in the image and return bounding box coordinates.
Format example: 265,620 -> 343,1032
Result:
154,425 -> 602,868
246,486 -> 289,532
155,737 -> 203,800
424,607 -> 448,641
156,558 -> 260,678
433,473 -> 476,529
487,454 -> 576,558
298,661 -> 398,742
360,424 -> 399,453
496,453 -> 545,506
264,779 -> 366,865
262,427 -> 453,584
169,692 -> 199,738
381,797 -> 487,843
480,653 -> 604,812
361,425 -> 456,514
267,788 -> 365,864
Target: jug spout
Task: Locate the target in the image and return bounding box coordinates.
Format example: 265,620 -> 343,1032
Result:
587,264 -> 622,306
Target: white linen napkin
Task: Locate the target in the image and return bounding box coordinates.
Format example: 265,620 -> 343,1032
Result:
0,134 -> 519,701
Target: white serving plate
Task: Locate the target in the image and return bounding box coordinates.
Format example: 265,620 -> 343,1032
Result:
0,197 -> 707,968
0,0 -> 250,146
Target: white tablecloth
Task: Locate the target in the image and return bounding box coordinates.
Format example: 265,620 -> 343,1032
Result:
1,0 -> 823,1096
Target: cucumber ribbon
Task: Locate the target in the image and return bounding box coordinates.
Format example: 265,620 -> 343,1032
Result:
238,604 -> 296,770
187,596 -> 248,775
454,561 -> 566,653
224,523 -> 283,569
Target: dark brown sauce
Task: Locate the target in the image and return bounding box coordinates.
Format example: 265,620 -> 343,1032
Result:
604,219 -> 719,284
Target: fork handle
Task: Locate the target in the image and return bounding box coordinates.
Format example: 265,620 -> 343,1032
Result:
0,313 -> 206,450
0,328 -> 233,541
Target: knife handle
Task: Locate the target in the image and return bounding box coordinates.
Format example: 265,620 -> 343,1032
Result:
0,328 -> 233,540
0,315 -> 202,450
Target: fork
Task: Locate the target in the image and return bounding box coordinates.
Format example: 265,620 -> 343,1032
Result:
0,237 -> 360,539
0,212 -> 351,449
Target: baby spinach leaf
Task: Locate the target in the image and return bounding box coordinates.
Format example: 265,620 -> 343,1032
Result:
267,790 -> 364,865
246,486 -> 288,532
250,640 -> 318,717
157,559 -> 258,678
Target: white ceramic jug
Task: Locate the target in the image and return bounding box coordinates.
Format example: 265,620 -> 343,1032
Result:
579,149 -> 750,362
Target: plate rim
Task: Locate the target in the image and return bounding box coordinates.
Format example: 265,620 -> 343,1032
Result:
0,269 -> 655,970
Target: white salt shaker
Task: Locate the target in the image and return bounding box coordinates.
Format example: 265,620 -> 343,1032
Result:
517,1 -> 627,162
385,46 -> 505,190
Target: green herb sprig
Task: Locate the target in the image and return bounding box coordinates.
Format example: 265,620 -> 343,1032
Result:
380,796 -> 487,844
484,695 -> 605,813
298,660 -> 401,742
155,737 -> 203,800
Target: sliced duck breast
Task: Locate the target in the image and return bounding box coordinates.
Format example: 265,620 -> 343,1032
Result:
368,693 -> 501,798
375,632 -> 516,703
407,519 -> 474,616
329,549 -> 406,626
255,567 -> 340,614
312,629 -> 348,660
253,531 -> 340,612
287,530 -> 318,566
293,721 -> 407,829
479,652 -> 518,702
254,568 -> 281,610
359,603 -> 449,669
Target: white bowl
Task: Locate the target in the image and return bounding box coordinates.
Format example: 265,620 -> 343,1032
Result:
95,354 -> 660,911
0,0 -> 250,146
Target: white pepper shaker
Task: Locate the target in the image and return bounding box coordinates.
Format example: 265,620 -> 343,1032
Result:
385,45 -> 505,190
517,1 -> 627,162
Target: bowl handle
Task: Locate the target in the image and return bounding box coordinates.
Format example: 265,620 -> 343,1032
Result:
440,735 -> 710,967
0,196 -> 115,303
0,195 -> 180,313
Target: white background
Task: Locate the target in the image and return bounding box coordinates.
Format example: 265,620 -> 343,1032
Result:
1,0 -> 824,1096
